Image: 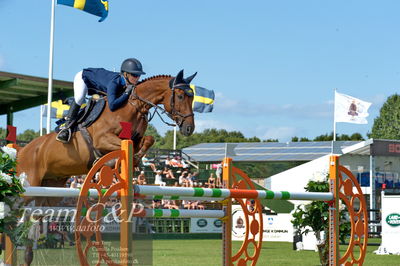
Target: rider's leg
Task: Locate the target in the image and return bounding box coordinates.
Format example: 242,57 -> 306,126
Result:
56,71 -> 87,143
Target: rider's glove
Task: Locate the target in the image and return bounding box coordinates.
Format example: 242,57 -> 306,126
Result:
124,85 -> 134,95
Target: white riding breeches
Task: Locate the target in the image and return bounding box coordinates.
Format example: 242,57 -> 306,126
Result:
73,70 -> 88,106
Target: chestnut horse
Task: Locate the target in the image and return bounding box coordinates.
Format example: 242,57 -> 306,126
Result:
17,70 -> 196,189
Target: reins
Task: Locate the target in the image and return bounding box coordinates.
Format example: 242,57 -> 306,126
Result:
129,92 -> 176,126
128,84 -> 194,127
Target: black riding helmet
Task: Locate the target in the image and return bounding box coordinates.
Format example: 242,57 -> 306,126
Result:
120,58 -> 146,75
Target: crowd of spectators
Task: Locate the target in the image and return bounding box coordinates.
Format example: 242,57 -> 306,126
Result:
63,154 -> 223,211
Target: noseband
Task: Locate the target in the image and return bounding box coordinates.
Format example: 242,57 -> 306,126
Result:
169,86 -> 194,127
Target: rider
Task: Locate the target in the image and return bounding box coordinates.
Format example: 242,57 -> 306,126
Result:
56,58 -> 145,143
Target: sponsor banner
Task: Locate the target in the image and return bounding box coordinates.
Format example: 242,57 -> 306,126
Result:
232,205 -> 294,242
190,218 -> 223,233
381,193 -> 400,254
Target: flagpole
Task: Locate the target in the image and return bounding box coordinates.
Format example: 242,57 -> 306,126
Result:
173,126 -> 177,150
333,88 -> 337,142
46,0 -> 56,134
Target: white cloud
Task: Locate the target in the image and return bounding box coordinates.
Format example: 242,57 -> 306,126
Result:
194,119 -> 235,133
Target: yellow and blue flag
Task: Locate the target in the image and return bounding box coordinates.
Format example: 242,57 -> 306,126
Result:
57,0 -> 109,22
42,100 -> 70,119
190,85 -> 215,113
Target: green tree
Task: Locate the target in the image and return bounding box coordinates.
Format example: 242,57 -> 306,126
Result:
144,124 -> 162,148
159,128 -> 261,149
313,132 -> 365,141
263,138 -> 278,142
369,94 -> 400,139
17,129 -> 40,142
292,177 -> 350,266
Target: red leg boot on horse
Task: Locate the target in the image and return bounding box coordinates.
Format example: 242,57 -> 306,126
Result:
56,101 -> 81,143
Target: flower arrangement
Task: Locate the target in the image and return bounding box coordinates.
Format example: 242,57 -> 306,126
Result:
0,145 -> 31,245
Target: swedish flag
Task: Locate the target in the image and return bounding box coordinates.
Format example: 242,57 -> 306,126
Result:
43,99 -> 87,118
58,0 -> 109,22
42,100 -> 70,119
190,85 -> 215,113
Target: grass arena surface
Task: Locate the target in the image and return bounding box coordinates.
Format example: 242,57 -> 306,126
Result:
3,239 -> 398,265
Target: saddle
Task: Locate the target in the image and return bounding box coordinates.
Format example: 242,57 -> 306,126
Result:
55,97 -> 106,133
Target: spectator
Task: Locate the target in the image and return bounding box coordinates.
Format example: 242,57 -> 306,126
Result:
162,166 -> 175,179
142,154 -> 157,172
152,200 -> 162,209
179,172 -> 189,187
76,176 -> 84,188
183,200 -> 192,209
137,171 -> 147,185
216,162 -> 222,187
192,201 -> 205,210
170,156 -> 183,168
165,156 -> 173,167
191,172 -> 199,183
69,176 -> 78,188
186,172 -> 194,187
181,158 -> 189,169
163,200 -> 179,209
207,173 -> 216,188
154,170 -> 166,186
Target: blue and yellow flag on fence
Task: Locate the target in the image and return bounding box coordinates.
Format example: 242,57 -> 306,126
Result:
42,100 -> 70,119
57,0 -> 109,22
190,85 -> 215,113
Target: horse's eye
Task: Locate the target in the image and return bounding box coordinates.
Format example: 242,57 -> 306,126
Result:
177,94 -> 184,100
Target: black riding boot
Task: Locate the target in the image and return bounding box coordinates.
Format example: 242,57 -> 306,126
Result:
56,102 -> 81,143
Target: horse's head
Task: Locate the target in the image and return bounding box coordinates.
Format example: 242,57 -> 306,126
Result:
165,70 -> 196,136
133,70 -> 196,136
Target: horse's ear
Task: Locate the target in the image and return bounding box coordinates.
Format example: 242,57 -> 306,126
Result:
175,69 -> 184,84
184,72 -> 197,84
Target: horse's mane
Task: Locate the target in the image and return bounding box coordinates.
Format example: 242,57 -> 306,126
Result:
136,75 -> 172,86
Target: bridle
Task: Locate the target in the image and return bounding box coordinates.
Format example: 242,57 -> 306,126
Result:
169,85 -> 195,126
128,83 -> 194,127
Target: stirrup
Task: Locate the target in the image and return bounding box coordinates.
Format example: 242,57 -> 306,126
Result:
56,128 -> 72,144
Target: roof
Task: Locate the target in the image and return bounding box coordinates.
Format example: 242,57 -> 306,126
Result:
0,71 -> 73,115
182,141 -> 361,162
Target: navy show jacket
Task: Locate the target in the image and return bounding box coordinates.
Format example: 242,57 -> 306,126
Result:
82,68 -> 128,111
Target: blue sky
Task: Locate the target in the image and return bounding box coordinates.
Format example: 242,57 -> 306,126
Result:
1,1 -> 399,142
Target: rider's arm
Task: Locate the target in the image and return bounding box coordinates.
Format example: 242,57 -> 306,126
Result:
107,78 -> 129,111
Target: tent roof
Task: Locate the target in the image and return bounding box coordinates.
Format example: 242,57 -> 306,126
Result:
183,141 -> 361,162
0,71 -> 73,115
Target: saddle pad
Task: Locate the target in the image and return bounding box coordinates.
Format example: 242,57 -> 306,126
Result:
55,98 -> 106,133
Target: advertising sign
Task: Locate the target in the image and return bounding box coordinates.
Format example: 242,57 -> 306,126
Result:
381,193 -> 400,254
190,218 -> 223,233
231,205 -> 294,242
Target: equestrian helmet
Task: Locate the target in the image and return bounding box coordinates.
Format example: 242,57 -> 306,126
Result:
120,58 -> 146,75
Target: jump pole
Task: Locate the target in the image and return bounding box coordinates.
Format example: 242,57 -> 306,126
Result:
119,139 -> 133,266
222,157 -> 232,266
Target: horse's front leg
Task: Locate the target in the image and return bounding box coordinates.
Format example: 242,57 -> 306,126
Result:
133,136 -> 155,165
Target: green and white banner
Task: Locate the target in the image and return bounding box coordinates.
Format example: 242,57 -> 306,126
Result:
381,193 -> 400,254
